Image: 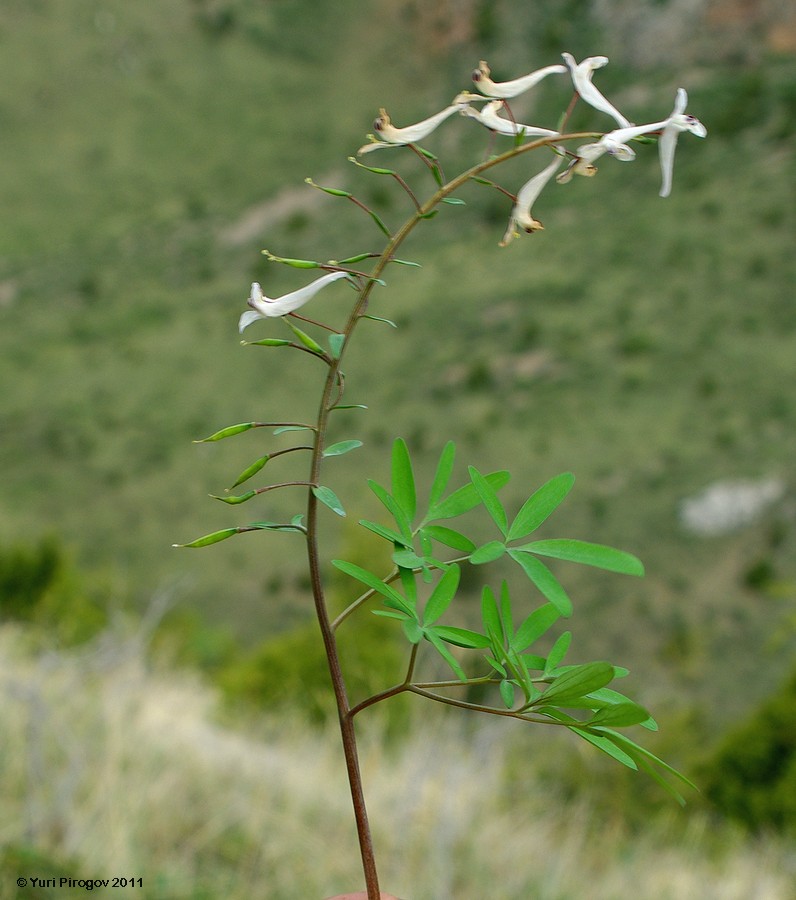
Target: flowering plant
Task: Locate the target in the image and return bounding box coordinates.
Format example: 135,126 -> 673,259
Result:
177,53 -> 705,899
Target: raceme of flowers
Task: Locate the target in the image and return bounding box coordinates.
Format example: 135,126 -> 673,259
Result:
242,54 -> 705,326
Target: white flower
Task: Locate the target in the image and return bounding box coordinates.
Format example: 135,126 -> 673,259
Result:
561,53 -> 631,129
460,99 -> 559,139
357,99 -> 469,154
471,60 -> 566,99
238,271 -> 348,332
573,122 -> 654,166
659,88 -> 707,197
570,88 -> 706,196
500,154 -> 564,246
554,156 -> 598,184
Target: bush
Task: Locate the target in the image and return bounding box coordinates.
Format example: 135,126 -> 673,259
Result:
700,667 -> 796,833
0,538 -> 108,645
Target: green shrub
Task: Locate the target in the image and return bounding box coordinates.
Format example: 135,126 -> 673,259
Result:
0,538 -> 108,645
700,667 -> 796,833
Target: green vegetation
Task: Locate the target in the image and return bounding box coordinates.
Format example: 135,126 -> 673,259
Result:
0,624 -> 794,899
700,665 -> 796,834
0,0 -> 795,889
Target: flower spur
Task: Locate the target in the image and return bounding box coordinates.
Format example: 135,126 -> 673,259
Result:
357,97 -> 470,154
471,59 -> 566,99
238,271 -> 348,332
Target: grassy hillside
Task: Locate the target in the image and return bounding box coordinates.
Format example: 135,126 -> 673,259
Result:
1,622 -> 794,899
0,0 -> 795,750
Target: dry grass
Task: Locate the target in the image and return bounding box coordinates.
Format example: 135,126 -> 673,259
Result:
1,623 -> 793,900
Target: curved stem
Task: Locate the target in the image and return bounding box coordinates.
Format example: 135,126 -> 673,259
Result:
406,684 -> 564,725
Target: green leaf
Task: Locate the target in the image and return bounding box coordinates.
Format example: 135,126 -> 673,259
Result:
420,525 -> 475,553
372,609 -> 411,622
569,727 -> 638,769
481,586 -> 503,645
249,520 -> 306,533
194,422 -> 257,443
468,466 -> 508,537
348,157 -> 398,175
513,603 -> 560,652
328,333 -> 346,359
392,547 -> 426,569
368,479 -> 413,540
634,760 -> 690,806
367,208 -> 392,237
470,541 -> 506,565
428,470 -> 511,521
425,629 -> 467,680
520,539 -> 644,576
335,252 -> 373,265
172,527 -> 238,548
522,653 -> 546,670
507,473 -> 575,541
428,441 -> 456,508
545,632 -> 571,674
332,559 -> 412,613
304,177 -> 351,197
587,687 -> 654,731
323,439 -> 363,458
398,566 -> 418,605
587,702 -> 651,728
431,625 -> 491,649
485,655 -> 507,678
362,314 -> 398,328
330,404 -> 368,411
210,490 -> 256,505
508,551 -> 573,617
273,425 -> 313,435
359,519 -> 412,548
286,320 -> 324,354
500,680 -> 515,709
260,251 -> 320,268
423,564 -> 461,626
539,662 -> 615,705
582,727 -> 694,803
241,337 -> 293,347
402,618 -> 424,644
312,485 -> 346,517
602,729 -> 698,795
391,438 -> 416,522
390,258 -> 422,268
442,197 -> 466,205
230,454 -> 270,489
498,581 -> 513,642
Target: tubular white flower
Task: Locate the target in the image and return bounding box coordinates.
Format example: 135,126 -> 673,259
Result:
574,122 -> 656,164
500,154 -> 564,247
471,60 -> 567,99
460,100 -> 559,139
578,118 -> 670,164
238,271 -> 348,332
357,98 -> 469,154
658,88 -> 707,197
561,53 -> 631,129
566,88 -> 705,195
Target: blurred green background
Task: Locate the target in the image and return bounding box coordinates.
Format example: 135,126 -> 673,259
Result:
1,1 -> 795,896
